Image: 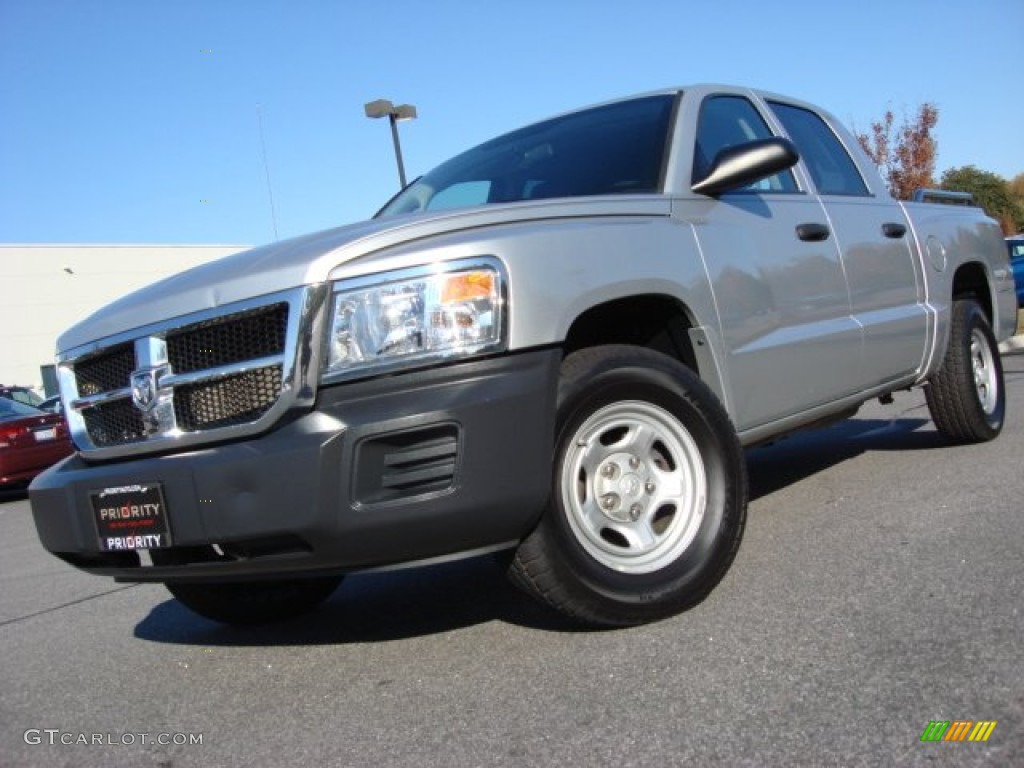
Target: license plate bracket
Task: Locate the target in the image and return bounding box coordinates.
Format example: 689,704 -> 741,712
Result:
90,483 -> 172,551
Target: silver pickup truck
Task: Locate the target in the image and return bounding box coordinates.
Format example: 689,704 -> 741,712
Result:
30,84 -> 1016,627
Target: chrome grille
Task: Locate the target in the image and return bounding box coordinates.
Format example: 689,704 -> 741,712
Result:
59,286 -> 327,459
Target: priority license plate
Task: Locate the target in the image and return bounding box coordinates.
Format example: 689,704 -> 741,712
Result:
90,483 -> 172,551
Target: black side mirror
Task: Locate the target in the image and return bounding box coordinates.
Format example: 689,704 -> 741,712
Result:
692,137 -> 799,197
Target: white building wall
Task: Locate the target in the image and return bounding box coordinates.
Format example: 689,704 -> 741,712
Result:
1,244 -> 248,393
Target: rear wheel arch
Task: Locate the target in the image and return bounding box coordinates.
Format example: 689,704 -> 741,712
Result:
951,262 -> 993,321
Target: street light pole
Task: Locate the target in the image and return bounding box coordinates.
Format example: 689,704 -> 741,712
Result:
364,99 -> 418,188
386,113 -> 407,188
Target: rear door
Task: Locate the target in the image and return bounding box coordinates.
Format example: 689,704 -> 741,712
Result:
766,100 -> 929,387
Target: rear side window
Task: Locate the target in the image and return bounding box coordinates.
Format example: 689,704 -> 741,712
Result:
693,95 -> 797,193
767,102 -> 869,196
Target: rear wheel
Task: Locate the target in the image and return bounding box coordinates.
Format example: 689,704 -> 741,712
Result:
925,299 -> 1005,443
165,576 -> 342,625
509,345 -> 747,627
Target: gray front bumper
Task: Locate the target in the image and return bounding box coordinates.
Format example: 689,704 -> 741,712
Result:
30,350 -> 559,583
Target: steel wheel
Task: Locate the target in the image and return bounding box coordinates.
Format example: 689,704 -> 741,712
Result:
970,327 -> 998,415
561,401 -> 707,574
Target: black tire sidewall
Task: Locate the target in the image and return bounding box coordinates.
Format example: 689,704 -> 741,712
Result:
543,348 -> 745,617
958,302 -> 1005,434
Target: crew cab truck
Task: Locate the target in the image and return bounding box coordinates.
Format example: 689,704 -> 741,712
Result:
29,85 -> 1016,627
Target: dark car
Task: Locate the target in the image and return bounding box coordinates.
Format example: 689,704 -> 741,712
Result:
1008,237 -> 1024,308
0,399 -> 74,487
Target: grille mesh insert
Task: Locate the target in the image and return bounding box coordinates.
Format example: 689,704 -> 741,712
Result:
174,366 -> 284,431
74,344 -> 136,396
167,304 -> 288,374
82,399 -> 146,447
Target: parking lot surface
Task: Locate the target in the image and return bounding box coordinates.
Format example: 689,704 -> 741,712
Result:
2,353 -> 1022,767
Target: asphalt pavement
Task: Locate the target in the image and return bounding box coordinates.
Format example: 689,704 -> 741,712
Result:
1,352 -> 1022,767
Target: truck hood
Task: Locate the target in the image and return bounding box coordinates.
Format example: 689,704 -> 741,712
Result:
57,197 -> 669,353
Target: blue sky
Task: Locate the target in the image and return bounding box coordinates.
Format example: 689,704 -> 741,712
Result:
2,0 -> 1022,245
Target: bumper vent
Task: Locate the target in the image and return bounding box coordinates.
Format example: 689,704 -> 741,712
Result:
353,424 -> 460,505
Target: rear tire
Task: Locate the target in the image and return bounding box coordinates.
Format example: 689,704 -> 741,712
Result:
509,345 -> 747,627
165,576 -> 342,625
925,299 -> 1005,443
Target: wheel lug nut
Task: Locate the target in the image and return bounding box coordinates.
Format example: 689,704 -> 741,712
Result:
601,494 -> 619,511
645,481 -> 656,495
629,504 -> 643,521
601,464 -> 616,478
629,456 -> 640,470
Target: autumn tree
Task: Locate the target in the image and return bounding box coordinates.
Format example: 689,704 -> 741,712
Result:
1009,173 -> 1024,233
855,103 -> 938,200
940,166 -> 1024,235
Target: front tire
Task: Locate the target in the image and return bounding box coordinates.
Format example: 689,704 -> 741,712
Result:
509,345 -> 747,627
925,299 -> 1005,443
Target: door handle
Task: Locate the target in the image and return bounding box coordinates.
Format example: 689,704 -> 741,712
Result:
882,222 -> 907,238
796,223 -> 830,242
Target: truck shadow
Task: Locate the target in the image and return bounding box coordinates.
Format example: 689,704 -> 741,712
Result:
134,557 -> 578,645
746,415 -> 937,500
0,486 -> 30,503
134,414 -> 944,646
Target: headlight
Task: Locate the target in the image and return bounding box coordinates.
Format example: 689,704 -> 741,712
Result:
324,260 -> 505,381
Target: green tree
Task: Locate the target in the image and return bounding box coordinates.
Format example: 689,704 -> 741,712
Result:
855,103 -> 938,200
940,166 -> 1024,235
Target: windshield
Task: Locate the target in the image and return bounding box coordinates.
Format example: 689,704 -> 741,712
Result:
376,94 -> 677,218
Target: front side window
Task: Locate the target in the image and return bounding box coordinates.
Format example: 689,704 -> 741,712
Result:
767,101 -> 869,196
693,95 -> 797,193
377,95 -> 676,217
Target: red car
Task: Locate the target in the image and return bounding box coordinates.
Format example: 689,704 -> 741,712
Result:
0,399 -> 74,487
